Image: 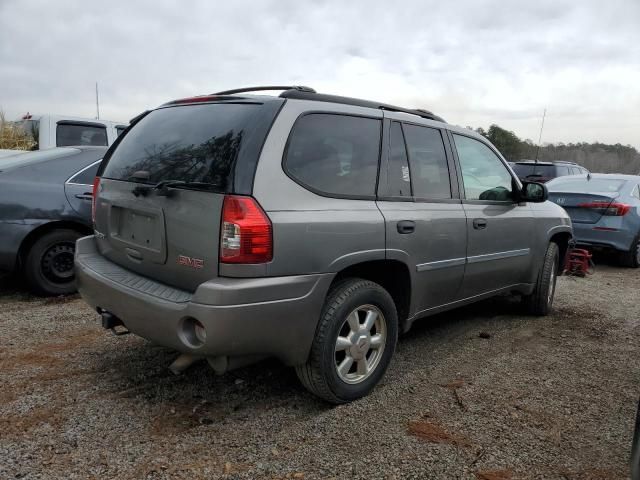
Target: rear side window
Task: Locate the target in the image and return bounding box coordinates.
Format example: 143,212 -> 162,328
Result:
387,122 -> 411,197
556,166 -> 570,176
284,113 -> 381,197
101,103 -> 261,192
402,124 -> 451,199
68,161 -> 101,185
57,123 -> 107,147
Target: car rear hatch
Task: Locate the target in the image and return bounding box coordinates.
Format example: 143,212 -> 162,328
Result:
548,192 -> 620,224
94,97 -> 283,291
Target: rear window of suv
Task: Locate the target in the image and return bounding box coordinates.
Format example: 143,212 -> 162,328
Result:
101,103 -> 261,192
284,113 -> 381,198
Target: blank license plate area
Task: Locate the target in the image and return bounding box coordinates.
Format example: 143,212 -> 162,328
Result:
113,206 -> 162,251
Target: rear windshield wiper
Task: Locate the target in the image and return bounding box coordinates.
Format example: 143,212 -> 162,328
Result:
131,180 -> 216,197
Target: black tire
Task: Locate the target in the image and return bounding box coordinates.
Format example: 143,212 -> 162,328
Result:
295,278 -> 398,404
24,229 -> 82,296
523,242 -> 559,316
619,236 -> 640,268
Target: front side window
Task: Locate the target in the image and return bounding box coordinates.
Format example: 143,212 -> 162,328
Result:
556,166 -> 570,176
57,123 -> 107,147
115,125 -> 127,136
403,124 -> 451,199
284,114 -> 381,197
386,122 -> 411,197
453,134 -> 513,201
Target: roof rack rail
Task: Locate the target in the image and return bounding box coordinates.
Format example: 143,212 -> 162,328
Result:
279,90 -> 445,122
212,85 -> 316,95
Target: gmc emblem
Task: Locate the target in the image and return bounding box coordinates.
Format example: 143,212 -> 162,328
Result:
178,255 -> 204,269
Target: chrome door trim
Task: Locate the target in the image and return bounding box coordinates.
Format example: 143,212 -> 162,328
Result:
466,248 -> 530,264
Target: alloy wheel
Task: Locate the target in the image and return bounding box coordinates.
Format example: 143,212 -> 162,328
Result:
334,304 -> 387,384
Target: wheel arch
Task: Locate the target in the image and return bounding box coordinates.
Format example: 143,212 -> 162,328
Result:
17,220 -> 92,269
549,230 -> 572,272
330,259 -> 412,333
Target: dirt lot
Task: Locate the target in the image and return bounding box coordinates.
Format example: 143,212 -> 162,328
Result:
1,263 -> 638,480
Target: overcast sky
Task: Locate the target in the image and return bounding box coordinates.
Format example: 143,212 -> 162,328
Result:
1,0 -> 638,147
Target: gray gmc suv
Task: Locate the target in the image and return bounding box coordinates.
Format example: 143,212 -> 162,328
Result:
75,86 -> 573,403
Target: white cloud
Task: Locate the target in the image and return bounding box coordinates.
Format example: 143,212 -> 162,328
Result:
0,0 -> 638,147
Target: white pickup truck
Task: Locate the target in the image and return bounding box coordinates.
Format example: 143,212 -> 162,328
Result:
12,114 -> 127,150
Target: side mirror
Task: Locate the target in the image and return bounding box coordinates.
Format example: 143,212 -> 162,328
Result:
520,181 -> 548,203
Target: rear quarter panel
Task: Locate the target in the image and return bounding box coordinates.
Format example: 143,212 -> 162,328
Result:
244,100 -> 387,278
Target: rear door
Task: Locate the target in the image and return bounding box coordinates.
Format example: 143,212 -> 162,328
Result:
65,159 -> 101,219
95,101 -> 277,291
376,119 -> 467,313
450,133 -> 534,298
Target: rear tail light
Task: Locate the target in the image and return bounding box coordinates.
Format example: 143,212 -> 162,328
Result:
91,177 -> 100,224
220,195 -> 272,264
578,201 -> 630,216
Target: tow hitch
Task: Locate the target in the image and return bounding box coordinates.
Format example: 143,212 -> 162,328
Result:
99,310 -> 130,336
564,247 -> 594,277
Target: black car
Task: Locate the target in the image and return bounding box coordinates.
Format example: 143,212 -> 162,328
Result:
0,147 -> 105,295
510,160 -> 589,183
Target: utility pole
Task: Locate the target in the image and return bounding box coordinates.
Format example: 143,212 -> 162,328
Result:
534,108 -> 546,163
95,82 -> 100,120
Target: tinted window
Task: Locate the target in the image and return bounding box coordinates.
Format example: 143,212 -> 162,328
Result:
57,124 -> 107,147
387,122 -> 411,197
511,163 -> 555,178
69,161 -> 101,185
284,114 -> 381,197
453,134 -> 513,201
403,124 -> 451,199
102,103 -> 260,192
547,178 -> 626,193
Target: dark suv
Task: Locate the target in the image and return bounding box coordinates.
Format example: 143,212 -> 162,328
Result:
510,160 -> 589,183
75,86 -> 573,403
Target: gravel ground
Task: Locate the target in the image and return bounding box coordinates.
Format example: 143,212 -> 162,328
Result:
0,262 -> 638,480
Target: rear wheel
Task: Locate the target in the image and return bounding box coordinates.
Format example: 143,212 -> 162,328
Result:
619,236 -> 640,268
295,278 -> 398,404
24,229 -> 82,296
523,242 -> 559,316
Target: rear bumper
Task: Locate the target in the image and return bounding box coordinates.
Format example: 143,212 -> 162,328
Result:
75,236 -> 333,365
572,222 -> 636,252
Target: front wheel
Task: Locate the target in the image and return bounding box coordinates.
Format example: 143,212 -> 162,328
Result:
523,242 -> 559,316
295,278 -> 398,404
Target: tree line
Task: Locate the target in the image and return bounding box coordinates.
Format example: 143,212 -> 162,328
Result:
475,124 -> 640,174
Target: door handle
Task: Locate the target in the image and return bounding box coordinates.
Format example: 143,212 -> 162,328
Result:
75,193 -> 93,201
473,218 -> 487,230
397,220 -> 415,234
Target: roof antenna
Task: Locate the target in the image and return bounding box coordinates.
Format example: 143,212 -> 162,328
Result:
534,108 -> 546,164
95,81 -> 100,120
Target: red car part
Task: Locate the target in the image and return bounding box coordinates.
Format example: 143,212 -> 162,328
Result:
564,248 -> 594,277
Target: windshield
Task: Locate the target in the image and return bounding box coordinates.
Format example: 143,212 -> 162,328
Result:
101,103 -> 261,192
547,177 -> 626,193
